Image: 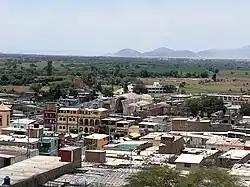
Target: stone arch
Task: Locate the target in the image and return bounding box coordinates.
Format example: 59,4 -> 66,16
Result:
90,119 -> 94,126
95,120 -> 100,126
84,119 -> 89,125
115,97 -> 126,113
90,128 -> 94,133
84,127 -> 88,133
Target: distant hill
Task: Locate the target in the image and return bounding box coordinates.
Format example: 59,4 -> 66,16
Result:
108,45 -> 250,59
107,48 -> 141,57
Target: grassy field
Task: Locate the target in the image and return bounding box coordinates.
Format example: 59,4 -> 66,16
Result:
145,65 -> 208,74
141,77 -> 250,94
0,85 -> 50,93
218,70 -> 250,78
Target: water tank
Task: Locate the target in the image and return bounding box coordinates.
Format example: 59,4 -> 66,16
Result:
3,176 -> 10,185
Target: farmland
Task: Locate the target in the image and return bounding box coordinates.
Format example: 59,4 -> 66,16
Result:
1,54 -> 250,95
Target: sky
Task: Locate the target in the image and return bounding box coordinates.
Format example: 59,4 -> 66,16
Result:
0,0 -> 250,56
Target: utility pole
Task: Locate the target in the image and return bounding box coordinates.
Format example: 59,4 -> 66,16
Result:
26,125 -> 30,158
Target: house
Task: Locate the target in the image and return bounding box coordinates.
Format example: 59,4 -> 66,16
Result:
205,137 -> 245,151
0,104 -> 10,131
218,150 -> 250,168
84,133 -> 109,149
175,148 -> 219,170
138,122 -> 160,135
159,135 -> 184,154
230,161 -> 250,186
171,117 -> 212,132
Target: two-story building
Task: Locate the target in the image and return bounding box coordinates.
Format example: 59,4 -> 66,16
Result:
56,107 -> 109,133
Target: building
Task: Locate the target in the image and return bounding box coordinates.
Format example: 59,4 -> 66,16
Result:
0,155 -> 80,187
38,137 -> 59,156
171,117 -> 212,132
145,82 -> 164,94
143,115 -> 171,132
0,104 -> 10,131
115,120 -> 136,135
43,103 -> 57,130
175,148 -> 219,170
57,107 -> 109,133
159,134 -> 184,154
84,133 -> 109,149
205,137 -> 245,151
10,118 -> 36,129
0,145 -> 38,168
230,162 -> 250,186
138,121 -> 160,135
218,150 -> 250,168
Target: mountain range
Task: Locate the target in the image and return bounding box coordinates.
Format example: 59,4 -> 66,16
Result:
106,46 -> 250,59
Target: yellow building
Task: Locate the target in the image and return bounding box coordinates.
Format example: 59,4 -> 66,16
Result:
56,107 -> 109,133
0,104 -> 10,131
84,133 -> 109,149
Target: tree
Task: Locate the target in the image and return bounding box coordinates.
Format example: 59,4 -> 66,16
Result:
185,98 -> 202,116
122,82 -> 129,93
126,165 -> 183,187
185,96 -> 225,117
46,61 -> 53,76
126,166 -> 244,187
212,73 -> 217,82
133,80 -> 148,94
240,104 -> 250,116
179,82 -> 186,88
29,83 -> 42,93
163,85 -> 176,93
102,86 -> 114,97
181,167 -> 243,187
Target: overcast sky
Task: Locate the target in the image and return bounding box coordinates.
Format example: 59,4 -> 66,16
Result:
0,0 -> 250,55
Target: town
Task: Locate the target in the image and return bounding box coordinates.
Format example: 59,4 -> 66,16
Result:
0,80 -> 250,186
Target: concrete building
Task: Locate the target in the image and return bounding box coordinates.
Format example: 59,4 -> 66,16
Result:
84,133 -> 109,149
0,146 -> 38,168
205,137 -> 245,151
159,134 -> 184,154
230,162 -> 250,186
143,115 -> 171,132
38,137 -> 59,156
138,121 -> 161,135
218,150 -> 250,168
171,117 -> 212,132
85,150 -> 106,163
57,107 -> 109,133
10,118 -> 36,129
175,148 -> 219,170
0,104 -> 10,131
145,82 -> 164,94
43,103 -> 57,130
0,154 -> 80,187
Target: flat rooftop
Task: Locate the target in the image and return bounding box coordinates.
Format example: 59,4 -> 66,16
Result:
219,150 -> 250,160
0,156 -> 69,185
85,133 -> 109,140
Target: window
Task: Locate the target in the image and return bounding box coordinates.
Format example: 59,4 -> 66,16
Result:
72,118 -> 75,121
59,118 -> 62,121
184,163 -> 191,168
59,126 -> 62,129
69,118 -> 72,121
63,126 -> 65,129
63,118 -> 66,121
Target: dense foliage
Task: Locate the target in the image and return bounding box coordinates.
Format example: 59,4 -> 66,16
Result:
126,166 -> 244,187
185,96 -> 225,117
